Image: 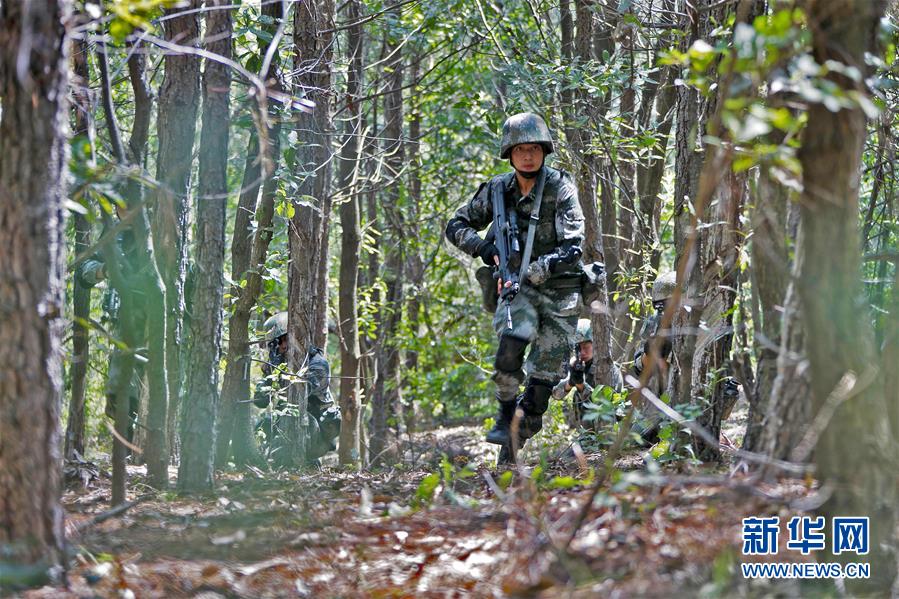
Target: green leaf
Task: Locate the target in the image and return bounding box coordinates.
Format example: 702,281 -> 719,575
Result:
416,473 -> 440,506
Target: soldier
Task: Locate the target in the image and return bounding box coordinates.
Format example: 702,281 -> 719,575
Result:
552,319 -> 623,429
254,312 -> 341,465
632,272 -> 740,447
631,271 -> 677,444
445,112 -> 585,461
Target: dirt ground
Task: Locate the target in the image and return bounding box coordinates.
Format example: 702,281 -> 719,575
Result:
23,406 -> 818,598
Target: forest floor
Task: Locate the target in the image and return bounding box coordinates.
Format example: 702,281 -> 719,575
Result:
29,409 -> 819,598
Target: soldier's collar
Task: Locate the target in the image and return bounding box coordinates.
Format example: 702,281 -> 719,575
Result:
506,168 -> 544,197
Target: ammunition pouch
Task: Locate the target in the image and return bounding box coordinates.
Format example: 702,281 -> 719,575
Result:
476,265 -> 499,313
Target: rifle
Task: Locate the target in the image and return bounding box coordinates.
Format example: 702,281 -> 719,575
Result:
490,179 -> 521,330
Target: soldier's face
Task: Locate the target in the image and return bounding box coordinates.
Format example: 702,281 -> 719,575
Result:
277,335 -> 288,356
510,143 -> 544,173
577,341 -> 593,362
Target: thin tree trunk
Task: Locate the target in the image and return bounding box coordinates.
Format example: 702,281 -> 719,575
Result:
288,0 -> 335,467
690,171 -> 746,460
66,36 -> 92,461
178,0 -> 232,491
370,2 -> 406,466
96,30 -> 138,505
743,148 -> 791,451
123,39 -> 165,467
216,0 -> 284,469
149,0 -> 201,485
337,0 -> 364,465
0,0 -> 70,580
668,0 -> 713,412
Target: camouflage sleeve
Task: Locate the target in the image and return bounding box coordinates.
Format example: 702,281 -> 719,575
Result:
633,314 -> 661,375
76,257 -> 105,288
554,171 -> 584,250
576,382 -> 593,406
445,180 -> 493,257
306,354 -> 332,409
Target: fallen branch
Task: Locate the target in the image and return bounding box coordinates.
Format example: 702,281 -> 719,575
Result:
70,493 -> 155,536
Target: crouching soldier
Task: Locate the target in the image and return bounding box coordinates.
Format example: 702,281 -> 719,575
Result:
254,312 -> 341,465
553,319 -> 623,429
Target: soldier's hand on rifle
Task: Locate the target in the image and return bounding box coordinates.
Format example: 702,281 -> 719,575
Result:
570,361 -> 585,385
476,240 -> 500,266
493,255 -> 514,295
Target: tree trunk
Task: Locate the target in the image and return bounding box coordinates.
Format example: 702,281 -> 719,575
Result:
66,36 -> 92,461
178,0 -> 232,491
0,0 -> 70,581
797,0 -> 897,591
96,30 -> 140,506
743,151 -> 791,452
369,3 -> 406,466
337,0 -> 364,465
216,0 -> 284,469
691,171 -> 746,460
668,0 -> 713,412
288,0 -> 334,467
123,39 -> 166,468
149,0 -> 201,485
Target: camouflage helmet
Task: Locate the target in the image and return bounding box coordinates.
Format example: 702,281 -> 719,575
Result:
651,272 -> 678,303
574,319 -> 593,345
499,112 -> 554,159
263,311 -> 288,342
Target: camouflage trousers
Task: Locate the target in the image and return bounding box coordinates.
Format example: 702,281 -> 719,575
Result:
492,283 -> 580,439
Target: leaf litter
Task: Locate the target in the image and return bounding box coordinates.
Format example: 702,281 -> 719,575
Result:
28,425 -> 819,597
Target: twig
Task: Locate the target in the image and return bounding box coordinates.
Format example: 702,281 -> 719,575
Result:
70,493 -> 155,535
790,368 -> 877,463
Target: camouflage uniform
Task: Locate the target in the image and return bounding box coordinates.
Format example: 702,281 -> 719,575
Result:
254,313 -> 341,463
552,319 -> 624,429
445,113 -> 585,448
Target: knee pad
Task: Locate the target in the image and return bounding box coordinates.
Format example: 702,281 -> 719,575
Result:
518,378 -> 553,417
494,334 -> 528,374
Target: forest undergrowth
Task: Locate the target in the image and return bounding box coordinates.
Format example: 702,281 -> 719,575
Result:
32,413 -> 818,598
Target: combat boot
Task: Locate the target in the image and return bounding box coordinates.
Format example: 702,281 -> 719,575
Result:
486,400 -> 517,446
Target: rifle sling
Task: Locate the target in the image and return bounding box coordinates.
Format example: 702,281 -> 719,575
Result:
517,166 -> 546,286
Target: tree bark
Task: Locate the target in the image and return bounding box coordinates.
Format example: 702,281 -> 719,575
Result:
337,0 -> 364,465
743,151 -> 792,452
123,38 -> 166,468
288,0 -> 335,467
215,0 -> 284,469
669,0 -> 717,414
369,2 -> 406,466
0,0 -> 70,581
149,0 -> 201,485
66,36 -> 92,461
178,0 -> 232,491
691,171 -> 746,460
797,0 -> 895,591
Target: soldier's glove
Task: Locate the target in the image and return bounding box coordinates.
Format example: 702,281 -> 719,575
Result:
475,240 -> 499,266
569,361 -> 585,385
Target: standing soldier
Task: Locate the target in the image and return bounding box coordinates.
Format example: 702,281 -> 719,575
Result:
445,112 -> 585,462
254,312 -> 341,465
